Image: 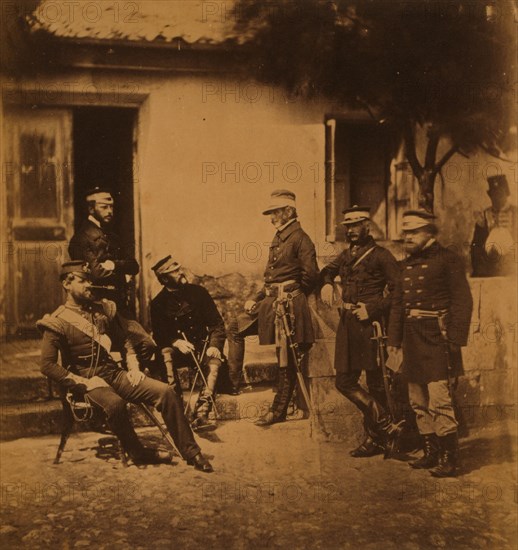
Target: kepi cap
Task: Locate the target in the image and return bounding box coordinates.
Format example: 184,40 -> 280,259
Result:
152,255 -> 181,275
341,205 -> 371,225
262,189 -> 296,215
61,260 -> 92,279
85,186 -> 114,205
487,175 -> 509,196
402,210 -> 436,231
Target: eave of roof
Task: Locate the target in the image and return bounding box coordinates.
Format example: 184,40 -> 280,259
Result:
28,0 -> 246,47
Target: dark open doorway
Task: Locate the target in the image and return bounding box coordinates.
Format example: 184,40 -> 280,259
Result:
72,107 -> 137,258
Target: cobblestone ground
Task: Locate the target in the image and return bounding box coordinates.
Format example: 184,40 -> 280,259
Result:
0,418 -> 516,549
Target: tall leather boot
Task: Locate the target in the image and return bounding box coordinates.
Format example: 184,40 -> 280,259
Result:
410,433 -> 439,469
345,386 -> 400,457
255,367 -> 296,426
429,432 -> 458,477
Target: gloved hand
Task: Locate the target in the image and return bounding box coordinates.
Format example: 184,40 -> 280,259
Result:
206,347 -> 222,360
353,302 -> 369,321
320,284 -> 334,307
99,260 -> 115,272
386,347 -> 403,373
173,339 -> 195,355
126,369 -> 145,387
244,300 -> 257,314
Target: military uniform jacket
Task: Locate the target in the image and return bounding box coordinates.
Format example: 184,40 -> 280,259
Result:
255,220 -> 319,345
388,241 -> 473,384
471,204 -> 517,277
150,284 -> 226,353
68,219 -> 139,294
320,236 -> 399,372
37,300 -> 134,384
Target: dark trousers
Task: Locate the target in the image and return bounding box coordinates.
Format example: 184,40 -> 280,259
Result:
226,318 -> 257,390
87,370 -> 200,460
335,368 -> 390,439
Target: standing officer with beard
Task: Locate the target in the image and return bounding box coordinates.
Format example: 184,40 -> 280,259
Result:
249,190 -> 319,426
320,206 -> 401,457
150,256 -> 226,431
388,210 -> 473,477
69,187 -> 154,365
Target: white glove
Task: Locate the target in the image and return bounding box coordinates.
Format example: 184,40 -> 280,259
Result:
320,284 -> 334,307
126,369 -> 145,387
99,260 -> 115,272
173,339 -> 195,355
206,347 -> 222,360
244,300 -> 257,314
353,302 -> 369,321
386,347 -> 403,373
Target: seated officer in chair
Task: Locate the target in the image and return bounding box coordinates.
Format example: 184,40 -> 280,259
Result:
150,255 -> 226,431
37,261 -> 213,472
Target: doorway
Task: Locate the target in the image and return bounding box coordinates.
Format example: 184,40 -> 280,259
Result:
72,107 -> 137,258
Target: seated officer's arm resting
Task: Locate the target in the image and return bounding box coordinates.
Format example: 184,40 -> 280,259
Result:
40,329 -> 81,385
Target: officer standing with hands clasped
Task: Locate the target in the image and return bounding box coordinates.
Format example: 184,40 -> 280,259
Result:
387,210 -> 473,477
320,205 -> 402,457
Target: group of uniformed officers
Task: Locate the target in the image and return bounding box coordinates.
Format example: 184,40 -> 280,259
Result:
38,186 -> 473,477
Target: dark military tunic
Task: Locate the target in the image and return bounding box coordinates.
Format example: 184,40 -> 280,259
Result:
320,236 -> 399,373
69,219 -> 139,307
388,240 -> 473,384
150,284 -> 226,357
471,204 -> 517,277
37,300 -> 134,383
255,220 -> 319,345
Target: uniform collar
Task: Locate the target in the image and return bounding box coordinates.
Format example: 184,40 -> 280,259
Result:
276,219 -> 300,241
348,235 -> 376,257
88,215 -> 101,228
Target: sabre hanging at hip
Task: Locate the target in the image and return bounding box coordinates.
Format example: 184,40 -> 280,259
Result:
371,321 -> 403,424
274,299 -> 314,416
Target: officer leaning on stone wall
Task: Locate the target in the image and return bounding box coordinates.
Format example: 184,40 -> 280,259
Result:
320,205 -> 402,458
387,210 -> 473,478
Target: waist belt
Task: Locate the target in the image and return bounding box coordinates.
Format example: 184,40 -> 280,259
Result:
265,280 -> 301,298
406,308 -> 448,319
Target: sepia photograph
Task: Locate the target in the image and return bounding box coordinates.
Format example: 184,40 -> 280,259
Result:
0,1 -> 516,548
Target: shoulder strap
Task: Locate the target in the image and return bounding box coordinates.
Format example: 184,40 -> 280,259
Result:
56,307 -> 112,354
351,246 -> 376,270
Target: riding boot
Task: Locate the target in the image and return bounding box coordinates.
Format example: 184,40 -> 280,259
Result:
410,433 -> 439,469
429,432 -> 458,477
192,391 -> 216,432
256,367 -> 296,425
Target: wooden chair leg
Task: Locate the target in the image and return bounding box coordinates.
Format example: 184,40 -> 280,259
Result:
54,401 -> 74,464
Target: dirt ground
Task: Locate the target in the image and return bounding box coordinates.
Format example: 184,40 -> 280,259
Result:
0,418 -> 516,549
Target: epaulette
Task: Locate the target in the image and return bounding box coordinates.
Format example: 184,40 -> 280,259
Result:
100,299 -> 117,320
36,306 -> 67,335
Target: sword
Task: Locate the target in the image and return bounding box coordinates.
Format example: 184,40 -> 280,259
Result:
371,321 -> 405,458
138,403 -> 181,458
371,321 -> 399,420
181,331 -> 220,419
275,299 -> 330,437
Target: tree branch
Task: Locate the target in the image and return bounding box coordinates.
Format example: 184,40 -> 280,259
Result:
432,145 -> 458,176
424,131 -> 440,171
403,121 -> 423,178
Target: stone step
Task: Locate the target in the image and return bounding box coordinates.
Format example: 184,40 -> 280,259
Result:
0,388 -> 277,441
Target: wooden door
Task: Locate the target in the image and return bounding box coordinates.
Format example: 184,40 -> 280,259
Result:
4,107 -> 74,336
